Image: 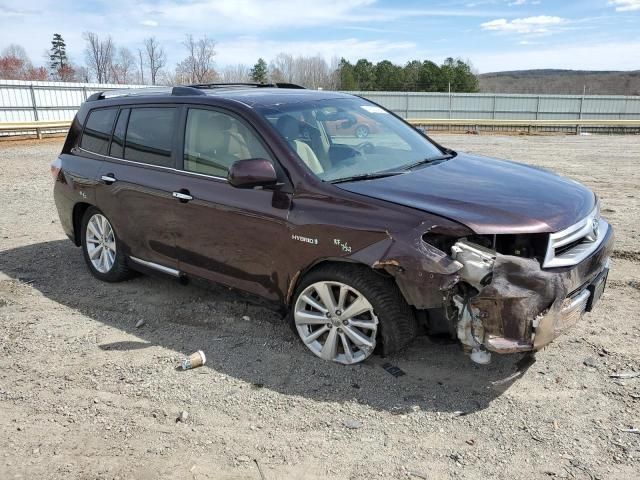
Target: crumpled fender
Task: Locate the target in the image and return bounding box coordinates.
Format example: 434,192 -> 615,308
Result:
349,221 -> 468,309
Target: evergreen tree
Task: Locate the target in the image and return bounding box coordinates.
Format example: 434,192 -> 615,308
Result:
352,59 -> 376,90
403,60 -> 422,90
374,60 -> 403,91
338,58 -> 357,90
250,58 -> 268,83
50,33 -> 68,76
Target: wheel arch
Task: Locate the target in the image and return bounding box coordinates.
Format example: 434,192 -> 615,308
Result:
285,257 -> 394,307
72,202 -> 94,246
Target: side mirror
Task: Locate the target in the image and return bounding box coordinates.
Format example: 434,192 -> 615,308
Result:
227,158 -> 278,189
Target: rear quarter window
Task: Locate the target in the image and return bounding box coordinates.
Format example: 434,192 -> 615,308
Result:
80,108 -> 118,155
125,107 -> 177,167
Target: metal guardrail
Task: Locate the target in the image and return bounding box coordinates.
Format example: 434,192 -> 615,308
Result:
2,118 -> 640,140
407,118 -> 640,126
0,121 -> 71,139
406,118 -> 640,134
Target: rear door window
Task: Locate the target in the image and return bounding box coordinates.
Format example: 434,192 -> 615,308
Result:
125,107 -> 178,167
80,108 -> 117,155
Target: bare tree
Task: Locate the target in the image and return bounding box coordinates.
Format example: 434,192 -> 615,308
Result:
181,34 -> 217,84
137,48 -> 145,84
269,53 -> 294,83
143,37 -> 166,85
3,44 -> 33,66
75,65 -> 90,83
219,64 -> 251,83
266,53 -> 335,89
111,47 -> 136,84
83,32 -> 114,83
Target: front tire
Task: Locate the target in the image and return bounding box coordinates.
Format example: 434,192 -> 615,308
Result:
81,207 -> 134,282
290,264 -> 417,364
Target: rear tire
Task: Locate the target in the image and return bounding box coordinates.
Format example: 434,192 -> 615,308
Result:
81,207 -> 134,282
290,264 -> 417,364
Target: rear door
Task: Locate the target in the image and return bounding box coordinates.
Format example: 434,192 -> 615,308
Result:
172,107 -> 293,301
93,105 -> 183,272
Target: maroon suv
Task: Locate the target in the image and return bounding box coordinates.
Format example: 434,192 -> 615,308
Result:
52,84 -> 613,365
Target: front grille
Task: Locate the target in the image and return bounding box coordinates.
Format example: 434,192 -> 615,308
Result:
555,238 -> 584,256
543,204 -> 608,268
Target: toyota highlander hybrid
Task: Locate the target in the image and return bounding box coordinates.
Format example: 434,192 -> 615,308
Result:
52,83 -> 613,365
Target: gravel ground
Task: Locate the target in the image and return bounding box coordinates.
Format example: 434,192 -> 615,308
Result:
0,134 -> 639,480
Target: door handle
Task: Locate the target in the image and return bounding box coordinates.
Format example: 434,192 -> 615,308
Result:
101,174 -> 116,184
172,190 -> 193,202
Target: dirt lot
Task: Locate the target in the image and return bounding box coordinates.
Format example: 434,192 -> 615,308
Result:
1,134 -> 639,480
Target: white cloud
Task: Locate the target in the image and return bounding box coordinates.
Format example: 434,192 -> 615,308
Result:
481,16 -> 565,34
214,37 -> 416,66
608,0 -> 640,11
138,0 -> 500,32
140,20 -> 158,27
509,0 -> 527,6
144,0 -> 376,30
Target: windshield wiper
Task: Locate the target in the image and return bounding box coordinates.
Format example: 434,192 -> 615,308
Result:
329,171 -> 406,184
402,153 -> 455,171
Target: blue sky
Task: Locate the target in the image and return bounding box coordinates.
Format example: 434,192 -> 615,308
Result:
1,0 -> 639,73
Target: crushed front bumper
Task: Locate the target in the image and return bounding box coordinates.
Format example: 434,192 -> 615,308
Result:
471,223 -> 614,354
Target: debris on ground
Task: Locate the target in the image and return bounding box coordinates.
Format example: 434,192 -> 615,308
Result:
609,371 -> 640,379
381,362 -> 406,377
176,411 -> 189,423
617,427 -> 640,435
342,419 -> 363,430
180,350 -> 206,370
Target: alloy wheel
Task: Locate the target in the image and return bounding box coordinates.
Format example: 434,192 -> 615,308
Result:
85,213 -> 116,274
294,281 -> 378,364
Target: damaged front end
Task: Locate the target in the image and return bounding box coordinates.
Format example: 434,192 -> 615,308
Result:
368,213 -> 614,364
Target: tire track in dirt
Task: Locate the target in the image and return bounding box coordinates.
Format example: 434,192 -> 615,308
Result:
613,249 -> 640,263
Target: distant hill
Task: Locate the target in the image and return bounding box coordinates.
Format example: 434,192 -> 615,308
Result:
478,69 -> 640,96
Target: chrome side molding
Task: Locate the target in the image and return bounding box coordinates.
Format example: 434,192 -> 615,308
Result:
129,256 -> 180,277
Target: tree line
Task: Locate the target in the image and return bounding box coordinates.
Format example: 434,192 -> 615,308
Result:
339,58 -> 479,92
0,33 -> 479,93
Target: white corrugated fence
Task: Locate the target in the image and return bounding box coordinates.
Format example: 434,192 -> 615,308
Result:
1,80 -> 639,135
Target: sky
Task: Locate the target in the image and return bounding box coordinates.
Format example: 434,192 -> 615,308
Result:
0,0 -> 639,73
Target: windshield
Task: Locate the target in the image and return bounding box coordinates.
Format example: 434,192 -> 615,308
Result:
256,97 -> 448,182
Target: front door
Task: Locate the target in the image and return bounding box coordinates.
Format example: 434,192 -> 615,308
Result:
172,107 -> 292,301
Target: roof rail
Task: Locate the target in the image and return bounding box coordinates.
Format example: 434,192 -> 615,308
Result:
188,82 -> 306,90
85,85 -> 209,102
171,86 -> 207,96
84,83 -> 302,103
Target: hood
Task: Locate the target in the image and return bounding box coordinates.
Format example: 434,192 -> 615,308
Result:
336,153 -> 595,234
